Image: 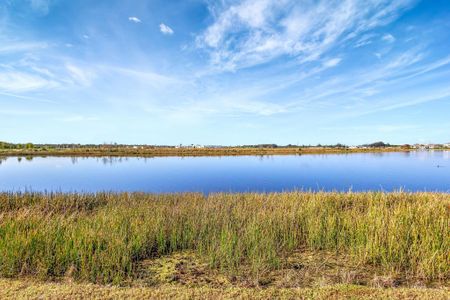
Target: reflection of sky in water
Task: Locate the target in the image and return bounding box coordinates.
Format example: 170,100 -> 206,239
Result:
0,151 -> 449,193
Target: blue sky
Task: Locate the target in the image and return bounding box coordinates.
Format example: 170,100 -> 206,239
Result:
1,0 -> 449,145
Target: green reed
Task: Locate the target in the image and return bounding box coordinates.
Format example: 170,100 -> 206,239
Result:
0,192 -> 448,284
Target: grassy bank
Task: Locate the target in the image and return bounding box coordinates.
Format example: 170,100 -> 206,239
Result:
0,146 -> 415,157
0,192 -> 448,288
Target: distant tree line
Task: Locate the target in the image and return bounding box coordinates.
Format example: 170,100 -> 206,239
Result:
0,142 -> 34,149
0,142 -> 178,150
361,141 -> 393,148
238,143 -> 349,148
0,141 -> 404,150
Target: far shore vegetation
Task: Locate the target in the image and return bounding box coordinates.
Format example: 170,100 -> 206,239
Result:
1,141 -> 448,157
0,191 -> 448,295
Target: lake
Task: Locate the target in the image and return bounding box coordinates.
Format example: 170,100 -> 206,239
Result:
0,151 -> 449,193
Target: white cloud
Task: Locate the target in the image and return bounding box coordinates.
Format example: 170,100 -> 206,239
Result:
65,64 -> 96,86
384,51 -> 423,70
323,58 -> 342,68
197,0 -> 416,71
280,49 -> 448,117
29,66 -> 54,78
160,96 -> 289,118
322,124 -> 420,133
226,100 -> 287,116
382,33 -> 396,43
159,23 -> 174,35
0,42 -> 48,54
354,34 -> 376,48
128,17 -> 141,23
103,66 -> 184,87
0,91 -> 56,104
361,89 -> 450,116
0,71 -> 58,92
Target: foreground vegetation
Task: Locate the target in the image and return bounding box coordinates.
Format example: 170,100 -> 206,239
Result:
0,191 -> 448,291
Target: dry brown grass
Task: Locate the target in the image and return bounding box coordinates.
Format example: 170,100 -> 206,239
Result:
0,278 -> 448,300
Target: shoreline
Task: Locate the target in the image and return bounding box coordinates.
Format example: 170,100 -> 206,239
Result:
0,147 -> 441,158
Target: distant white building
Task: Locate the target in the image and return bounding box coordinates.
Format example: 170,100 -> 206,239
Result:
444,143 -> 450,148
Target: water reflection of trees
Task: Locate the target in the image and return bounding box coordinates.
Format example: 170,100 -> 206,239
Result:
63,156 -> 154,166
257,155 -> 275,162
98,157 -> 130,165
0,156 -> 157,166
93,156 -> 152,166
13,156 -> 34,163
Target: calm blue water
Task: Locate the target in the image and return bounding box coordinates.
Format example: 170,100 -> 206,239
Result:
0,151 -> 449,193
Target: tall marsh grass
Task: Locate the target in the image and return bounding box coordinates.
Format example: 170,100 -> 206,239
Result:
0,192 -> 448,284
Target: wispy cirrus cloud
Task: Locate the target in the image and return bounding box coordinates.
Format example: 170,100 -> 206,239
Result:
0,91 -> 56,104
354,33 -> 376,48
0,71 -> 58,92
280,49 -> 450,116
322,124 -> 421,133
97,65 -> 185,88
0,42 -> 48,54
159,23 -> 174,35
65,64 -> 96,86
197,0 -> 416,71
